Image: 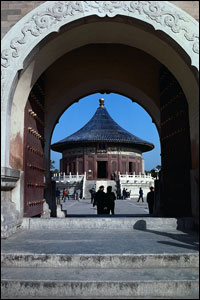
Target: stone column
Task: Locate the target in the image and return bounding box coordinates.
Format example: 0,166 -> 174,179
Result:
136,161 -> 138,175
107,155 -> 112,180
142,158 -> 145,174
190,169 -> 199,228
126,156 -> 129,174
75,157 -> 78,174
93,154 -> 97,180
60,158 -> 63,172
118,154 -> 121,174
83,152 -> 86,174
1,167 -> 21,238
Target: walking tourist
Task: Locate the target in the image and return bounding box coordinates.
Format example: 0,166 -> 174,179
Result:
147,186 -> 155,214
126,189 -> 130,198
77,189 -> 80,200
62,188 -> 66,202
66,189 -> 70,200
137,187 -> 144,202
56,187 -> 60,205
93,185 -> 107,214
89,188 -> 96,204
117,188 -> 121,199
122,188 -> 127,199
106,186 -> 116,215
112,171 -> 117,180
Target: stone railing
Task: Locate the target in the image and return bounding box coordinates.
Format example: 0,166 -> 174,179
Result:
82,172 -> 87,199
118,173 -> 155,198
119,173 -> 155,183
52,172 -> 85,183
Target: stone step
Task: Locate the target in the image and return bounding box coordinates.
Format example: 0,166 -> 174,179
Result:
84,180 -> 96,198
21,217 -> 195,231
2,253 -> 198,269
1,266 -> 199,299
1,223 -> 198,299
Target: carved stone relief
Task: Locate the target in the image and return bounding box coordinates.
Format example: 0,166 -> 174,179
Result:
1,1 -> 199,81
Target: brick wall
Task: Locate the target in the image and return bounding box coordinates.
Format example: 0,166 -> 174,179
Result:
170,1 -> 199,22
1,1 -> 199,39
1,1 -> 45,38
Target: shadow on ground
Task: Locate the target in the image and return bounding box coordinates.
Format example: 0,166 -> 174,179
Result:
133,220 -> 199,252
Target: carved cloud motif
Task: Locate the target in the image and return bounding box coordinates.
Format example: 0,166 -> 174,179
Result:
1,1 -> 199,81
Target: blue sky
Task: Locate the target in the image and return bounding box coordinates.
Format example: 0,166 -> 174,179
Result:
51,93 -> 161,171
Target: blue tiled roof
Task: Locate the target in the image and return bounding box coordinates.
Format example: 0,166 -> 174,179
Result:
51,104 -> 154,152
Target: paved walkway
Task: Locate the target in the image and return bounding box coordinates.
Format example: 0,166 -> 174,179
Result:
1,227 -> 199,255
61,198 -> 149,215
2,198 -> 198,260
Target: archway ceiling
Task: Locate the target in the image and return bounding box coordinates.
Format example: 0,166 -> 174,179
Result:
45,43 -> 161,133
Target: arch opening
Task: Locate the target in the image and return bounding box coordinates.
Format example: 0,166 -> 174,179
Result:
10,38 -> 195,220
50,92 -> 161,216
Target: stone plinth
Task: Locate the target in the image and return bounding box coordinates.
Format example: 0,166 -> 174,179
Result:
1,167 -> 21,238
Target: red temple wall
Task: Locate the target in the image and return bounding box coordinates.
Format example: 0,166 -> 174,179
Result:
60,152 -> 143,180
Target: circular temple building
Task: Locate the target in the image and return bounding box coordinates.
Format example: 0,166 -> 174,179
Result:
51,99 -> 154,180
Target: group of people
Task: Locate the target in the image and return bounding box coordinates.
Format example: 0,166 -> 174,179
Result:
91,185 -> 154,215
56,187 -> 82,204
90,185 -> 116,215
56,187 -> 69,204
137,186 -> 155,214
122,188 -> 131,199
57,185 -> 155,215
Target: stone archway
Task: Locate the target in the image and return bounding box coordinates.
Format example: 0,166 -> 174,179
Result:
1,1 -> 199,237
1,1 -> 199,166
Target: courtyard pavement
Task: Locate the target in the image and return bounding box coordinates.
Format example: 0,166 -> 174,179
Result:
1,198 -> 199,256
2,197 -> 198,256
1,226 -> 199,255
61,197 -> 149,215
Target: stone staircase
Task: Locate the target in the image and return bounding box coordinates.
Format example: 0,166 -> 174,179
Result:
1,254 -> 199,299
1,217 -> 199,299
84,180 -> 96,199
84,180 -> 117,199
57,181 -> 83,199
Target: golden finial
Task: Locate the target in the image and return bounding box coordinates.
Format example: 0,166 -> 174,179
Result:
99,98 -> 104,107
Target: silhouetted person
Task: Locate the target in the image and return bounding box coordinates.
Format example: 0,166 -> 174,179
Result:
117,188 -> 121,199
126,189 -> 130,198
106,186 -> 116,215
137,187 -> 144,202
66,189 -> 69,200
90,188 -> 96,204
112,171 -> 116,180
147,186 -> 155,214
56,187 -> 60,205
77,189 -> 80,200
122,188 -> 126,199
62,188 -> 66,202
93,185 -> 107,214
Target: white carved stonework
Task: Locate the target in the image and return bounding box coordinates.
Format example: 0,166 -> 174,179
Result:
1,2 -> 199,89
1,0 -> 199,83
41,201 -> 51,218
57,204 -> 66,217
1,168 -> 21,238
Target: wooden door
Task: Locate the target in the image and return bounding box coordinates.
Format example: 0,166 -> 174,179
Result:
159,66 -> 192,216
23,77 -> 45,217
